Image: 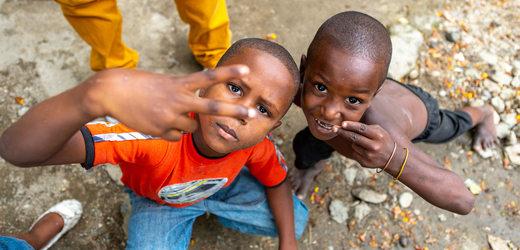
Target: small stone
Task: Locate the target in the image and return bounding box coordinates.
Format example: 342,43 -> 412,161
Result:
493,110 -> 500,124
453,52 -> 465,62
493,71 -> 513,86
479,50 -> 498,65
482,80 -> 501,94
399,236 -> 410,248
487,235 -> 517,250
329,199 -> 349,224
354,202 -> 372,222
438,89 -> 447,98
469,99 -> 485,107
496,123 -> 511,139
513,60 -> 520,76
98,223 -> 103,228
511,76 -> 520,88
505,144 -> 520,165
327,247 -> 334,250
343,168 -> 357,186
500,112 -> 517,128
499,88 -> 516,100
477,149 -> 494,159
482,90 -> 492,101
437,214 -> 447,222
104,164 -> 124,186
491,97 -> 505,113
399,192 -> 414,208
275,139 -> 283,146
464,68 -> 481,80
430,71 -> 441,78
352,188 -> 388,204
413,209 -> 421,215
17,107 -> 30,117
506,131 -> 517,146
408,68 -> 419,79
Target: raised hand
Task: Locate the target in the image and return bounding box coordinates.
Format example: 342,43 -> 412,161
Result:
88,66 -> 255,141
332,121 -> 396,169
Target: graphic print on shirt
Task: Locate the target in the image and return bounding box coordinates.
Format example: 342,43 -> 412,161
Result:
158,178 -> 228,204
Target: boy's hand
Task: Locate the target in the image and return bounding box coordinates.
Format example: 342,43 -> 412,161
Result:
89,66 -> 254,141
333,121 -> 395,169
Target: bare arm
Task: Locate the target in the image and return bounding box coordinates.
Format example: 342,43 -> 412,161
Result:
266,180 -> 297,250
329,122 -> 474,215
0,66 -> 252,167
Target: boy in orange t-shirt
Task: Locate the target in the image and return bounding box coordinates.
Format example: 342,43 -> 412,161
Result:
0,38 -> 308,250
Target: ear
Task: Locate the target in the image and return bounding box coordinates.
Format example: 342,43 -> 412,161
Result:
270,121 -> 282,132
299,54 -> 307,83
367,82 -> 385,108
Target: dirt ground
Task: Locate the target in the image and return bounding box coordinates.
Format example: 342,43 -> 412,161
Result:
1,0 -> 519,249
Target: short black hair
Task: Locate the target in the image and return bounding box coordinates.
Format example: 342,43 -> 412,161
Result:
217,38 -> 300,106
307,11 -> 392,85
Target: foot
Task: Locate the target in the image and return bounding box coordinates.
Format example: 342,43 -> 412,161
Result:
289,159 -> 327,200
472,105 -> 499,151
14,213 -> 64,250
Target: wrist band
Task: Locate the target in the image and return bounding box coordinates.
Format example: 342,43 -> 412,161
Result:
377,142 -> 397,173
394,148 -> 409,181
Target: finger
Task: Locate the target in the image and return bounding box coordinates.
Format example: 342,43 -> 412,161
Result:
171,115 -> 199,134
161,129 -> 183,142
340,121 -> 380,139
333,127 -> 372,149
187,96 -> 255,119
182,65 -> 250,91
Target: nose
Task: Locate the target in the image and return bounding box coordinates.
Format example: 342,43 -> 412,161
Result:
236,99 -> 254,125
320,98 -> 342,121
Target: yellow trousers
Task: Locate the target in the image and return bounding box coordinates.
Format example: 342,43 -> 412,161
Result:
56,0 -> 232,71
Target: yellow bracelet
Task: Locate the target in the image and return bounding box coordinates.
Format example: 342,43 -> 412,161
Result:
394,148 -> 409,181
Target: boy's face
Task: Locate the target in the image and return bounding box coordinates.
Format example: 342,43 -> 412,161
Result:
300,44 -> 383,141
197,48 -> 295,155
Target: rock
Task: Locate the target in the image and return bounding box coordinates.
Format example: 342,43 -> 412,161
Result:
500,113 -> 517,128
499,61 -> 513,74
437,214 -> 447,222
514,125 -> 520,138
493,71 -> 513,86
352,188 -> 388,204
482,90 -> 492,101
500,88 -> 516,101
478,149 -> 495,159
464,68 -> 481,80
491,97 -> 505,113
483,80 -> 502,94
513,60 -> 520,76
439,90 -> 447,98
506,131 -> 517,146
479,50 -> 498,65
329,199 -> 349,224
413,209 -> 421,215
343,168 -> 357,186
399,192 -> 413,208
505,144 -> 520,165
496,123 -> 511,139
487,234 -> 518,250
454,52 -> 465,62
399,236 -> 410,248
412,15 -> 441,35
464,179 -> 482,195
17,107 -> 30,117
469,99 -> 485,107
460,240 -> 479,250
511,76 -> 520,88
387,24 -> 424,80
104,164 -> 124,186
354,202 -> 372,222
408,68 -> 419,79
446,31 -> 460,42
493,109 -> 500,124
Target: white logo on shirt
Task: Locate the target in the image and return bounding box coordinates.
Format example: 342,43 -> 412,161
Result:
158,178 -> 228,204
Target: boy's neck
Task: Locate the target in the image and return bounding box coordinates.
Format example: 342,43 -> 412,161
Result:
192,115 -> 229,158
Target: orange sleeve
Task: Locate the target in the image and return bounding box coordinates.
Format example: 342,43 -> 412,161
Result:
246,134 -> 288,187
80,122 -> 172,170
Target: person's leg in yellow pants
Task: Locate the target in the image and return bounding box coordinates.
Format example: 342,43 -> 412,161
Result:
174,0 -> 232,69
56,0 -> 139,72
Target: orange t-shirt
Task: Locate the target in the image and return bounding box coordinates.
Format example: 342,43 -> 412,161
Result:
80,121 -> 288,208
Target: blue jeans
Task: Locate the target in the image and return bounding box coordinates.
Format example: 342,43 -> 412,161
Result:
0,236 -> 33,250
125,168 -> 308,250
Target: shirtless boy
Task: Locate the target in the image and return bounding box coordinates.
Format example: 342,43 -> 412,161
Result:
290,11 -> 497,215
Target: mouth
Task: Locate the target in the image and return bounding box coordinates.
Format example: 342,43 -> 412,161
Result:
216,123 -> 238,141
314,117 -> 333,130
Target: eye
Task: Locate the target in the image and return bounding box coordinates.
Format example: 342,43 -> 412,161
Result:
314,84 -> 327,93
346,97 -> 361,105
228,84 -> 242,95
256,104 -> 270,116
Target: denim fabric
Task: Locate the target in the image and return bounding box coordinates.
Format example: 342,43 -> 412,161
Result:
125,167 -> 308,250
0,236 -> 34,250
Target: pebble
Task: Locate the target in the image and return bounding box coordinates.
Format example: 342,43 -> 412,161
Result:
477,149 -> 494,159
511,76 -> 520,88
496,123 -> 511,139
513,60 -> 520,76
17,107 -> 29,117
438,89 -> 447,98
437,214 -> 447,222
482,80 -> 501,94
493,71 -> 513,86
408,68 -> 419,79
464,179 -> 482,195
500,113 -> 517,128
481,90 -> 492,101
469,99 -> 485,107
351,188 -> 388,204
493,110 -> 500,124
398,192 -> 414,208
104,164 -> 124,186
413,209 -> 421,215
343,168 -> 357,186
487,234 -> 518,250
506,131 -> 517,146
329,199 -> 348,224
499,88 -> 516,100
399,236 -> 410,248
464,68 -> 481,80
354,202 -> 372,222
491,97 -> 505,113
505,145 -> 520,165
479,50 -> 498,65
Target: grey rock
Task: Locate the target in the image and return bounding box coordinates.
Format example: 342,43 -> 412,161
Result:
505,144 -> 520,165
439,90 -> 447,98
493,71 -> 513,86
354,202 -> 372,222
500,112 -> 517,128
494,110 -> 501,124
497,123 -> 511,139
343,168 -> 357,186
17,107 -> 29,117
498,61 -> 513,74
491,97 -> 505,113
412,15 -> 441,35
387,24 -> 424,80
464,68 -> 481,80
460,240 -> 479,250
513,60 -> 520,76
413,209 -> 421,215
104,164 -> 124,186
438,214 -> 447,222
478,149 -> 495,159
352,188 -> 388,204
482,90 -> 492,101
399,192 -> 413,208
487,234 -> 518,250
329,199 -> 349,224
446,31 -> 460,42
470,99 -> 485,107
511,76 -> 520,88
483,80 -> 502,94
506,131 -> 517,146
479,50 -> 498,65
408,68 -> 419,79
